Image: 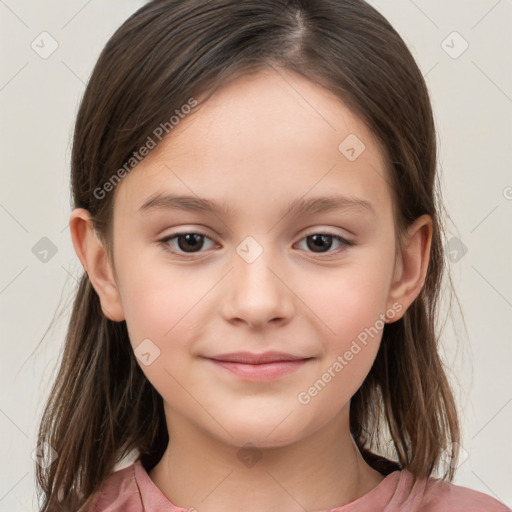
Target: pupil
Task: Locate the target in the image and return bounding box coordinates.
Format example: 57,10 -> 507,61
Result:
309,234 -> 332,252
179,234 -> 203,252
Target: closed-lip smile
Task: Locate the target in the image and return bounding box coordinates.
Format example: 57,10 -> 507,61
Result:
203,351 -> 314,381
205,351 -> 312,364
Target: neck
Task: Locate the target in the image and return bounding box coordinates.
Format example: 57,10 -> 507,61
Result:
148,405 -> 385,512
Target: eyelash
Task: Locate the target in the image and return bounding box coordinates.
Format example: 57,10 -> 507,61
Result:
158,230 -> 354,258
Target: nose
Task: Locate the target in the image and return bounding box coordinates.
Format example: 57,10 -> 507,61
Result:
220,239 -> 295,329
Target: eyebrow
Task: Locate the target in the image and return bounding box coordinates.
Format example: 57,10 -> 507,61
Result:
138,192 -> 375,218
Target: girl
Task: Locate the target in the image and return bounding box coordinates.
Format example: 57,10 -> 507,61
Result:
35,0 -> 510,511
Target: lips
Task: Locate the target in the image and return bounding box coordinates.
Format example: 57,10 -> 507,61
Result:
206,351 -> 310,364
203,351 -> 314,381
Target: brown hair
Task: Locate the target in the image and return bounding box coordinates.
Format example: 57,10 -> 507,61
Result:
35,0 -> 461,510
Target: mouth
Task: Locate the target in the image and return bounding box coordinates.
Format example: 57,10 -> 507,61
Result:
202,351 -> 314,381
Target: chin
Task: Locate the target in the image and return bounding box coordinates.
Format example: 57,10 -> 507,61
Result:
226,430 -> 301,450
212,410 -> 311,449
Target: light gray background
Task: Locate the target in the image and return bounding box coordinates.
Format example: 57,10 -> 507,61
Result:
1,0 -> 511,510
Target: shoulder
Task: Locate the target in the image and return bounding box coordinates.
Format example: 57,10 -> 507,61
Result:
402,471 -> 510,512
85,463 -> 143,512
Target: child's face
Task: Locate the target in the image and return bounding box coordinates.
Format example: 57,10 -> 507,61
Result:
110,68 -> 404,447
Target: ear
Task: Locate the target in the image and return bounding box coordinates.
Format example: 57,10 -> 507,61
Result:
385,214 -> 433,322
69,208 -> 125,322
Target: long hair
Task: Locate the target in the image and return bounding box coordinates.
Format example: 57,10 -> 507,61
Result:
35,0 -> 460,510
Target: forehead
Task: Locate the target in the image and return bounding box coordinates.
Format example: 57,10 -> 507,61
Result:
113,68 -> 393,220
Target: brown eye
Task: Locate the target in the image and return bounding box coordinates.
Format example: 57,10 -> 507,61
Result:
307,234 -> 335,252
176,233 -> 205,252
159,232 -> 215,254
297,232 -> 353,255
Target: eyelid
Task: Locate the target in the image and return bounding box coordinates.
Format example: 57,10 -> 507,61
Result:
295,231 -> 354,257
157,226 -> 354,258
158,225 -> 353,242
158,229 -> 217,253
301,226 -> 353,241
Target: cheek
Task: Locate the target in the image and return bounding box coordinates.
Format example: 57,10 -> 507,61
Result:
297,287 -> 386,414
117,261 -> 213,404
296,253 -> 393,401
308,256 -> 392,342
116,252 -> 209,350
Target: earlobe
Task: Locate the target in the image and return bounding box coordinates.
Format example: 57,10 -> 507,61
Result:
386,214 -> 433,322
68,208 -> 125,322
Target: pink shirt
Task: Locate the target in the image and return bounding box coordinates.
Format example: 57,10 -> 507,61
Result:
87,459 -> 510,512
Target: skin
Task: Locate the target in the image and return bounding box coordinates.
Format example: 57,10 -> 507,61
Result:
70,68 -> 432,512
